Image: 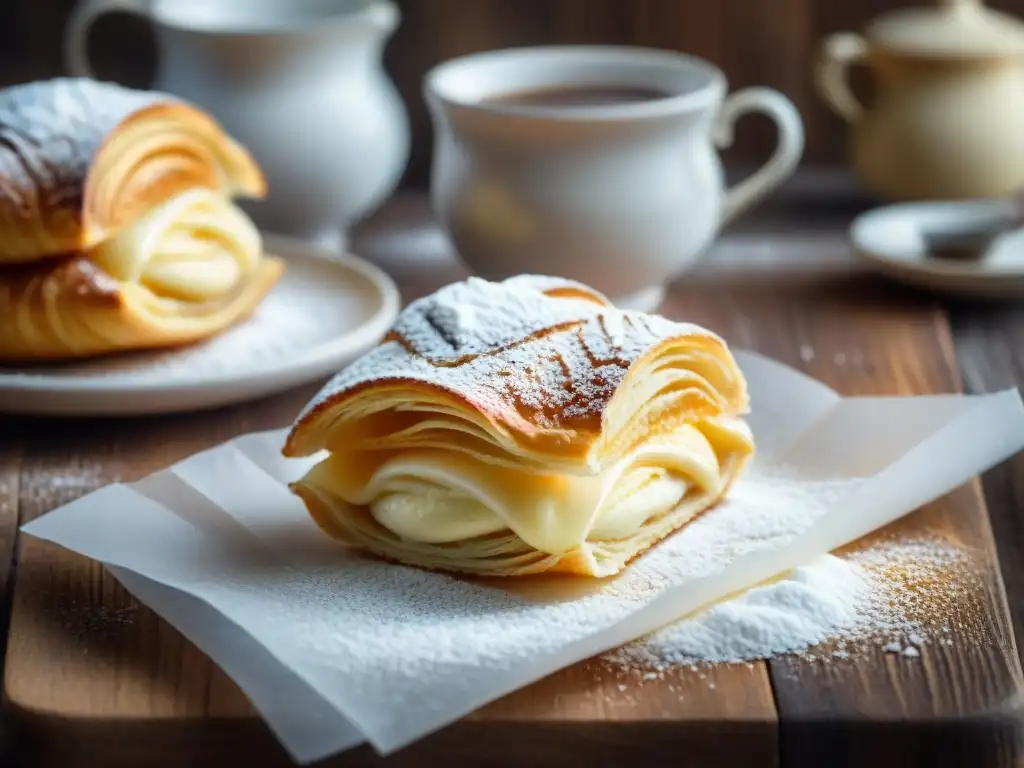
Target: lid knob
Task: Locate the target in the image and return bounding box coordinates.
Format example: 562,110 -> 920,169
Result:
865,0 -> 1024,58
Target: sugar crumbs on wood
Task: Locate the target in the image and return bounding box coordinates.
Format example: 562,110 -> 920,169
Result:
604,536 -> 982,671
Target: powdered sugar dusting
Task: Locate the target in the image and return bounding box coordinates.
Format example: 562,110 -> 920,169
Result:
56,294 -> 325,378
392,276 -> 601,361
609,555 -> 873,665
49,599 -> 138,645
298,274 -> 723,430
25,360 -> 1021,752
605,535 -> 978,668
598,474 -> 856,602
0,78 -> 166,213
192,469 -> 860,718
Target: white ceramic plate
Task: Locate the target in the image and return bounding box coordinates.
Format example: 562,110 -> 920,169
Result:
851,200 -> 1024,300
0,234 -> 401,416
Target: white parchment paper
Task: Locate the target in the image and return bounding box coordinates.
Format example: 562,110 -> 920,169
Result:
22,351 -> 1024,763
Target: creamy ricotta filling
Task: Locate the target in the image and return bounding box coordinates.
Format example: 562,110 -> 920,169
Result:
306,420 -> 742,554
369,470 -> 690,545
87,187 -> 261,301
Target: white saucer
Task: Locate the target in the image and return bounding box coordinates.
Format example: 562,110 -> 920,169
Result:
0,234 -> 401,416
851,200 -> 1024,300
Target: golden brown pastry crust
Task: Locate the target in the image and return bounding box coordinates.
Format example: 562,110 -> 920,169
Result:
0,78 -> 265,263
0,253 -> 284,361
283,275 -> 754,578
284,275 -> 748,470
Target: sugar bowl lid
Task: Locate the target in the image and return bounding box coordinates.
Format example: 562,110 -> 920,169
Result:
864,0 -> 1024,58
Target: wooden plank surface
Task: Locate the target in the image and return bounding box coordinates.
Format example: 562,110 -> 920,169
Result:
4,393 -> 314,721
0,435 -> 20,614
952,305 -> 1024,669
3,194 -> 1024,766
0,428 -> 21,760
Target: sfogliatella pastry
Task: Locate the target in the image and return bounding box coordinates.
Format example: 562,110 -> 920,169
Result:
0,78 -> 265,263
0,188 -> 283,360
284,275 -> 754,578
0,79 -> 283,361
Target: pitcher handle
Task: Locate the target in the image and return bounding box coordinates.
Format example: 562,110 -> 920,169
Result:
714,87 -> 804,226
815,33 -> 868,124
65,0 -> 151,79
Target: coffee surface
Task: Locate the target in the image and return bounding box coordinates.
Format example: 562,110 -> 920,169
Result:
484,85 -> 671,108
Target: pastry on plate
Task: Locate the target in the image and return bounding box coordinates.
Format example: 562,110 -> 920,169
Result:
0,78 -> 265,263
0,188 -> 283,360
284,275 -> 754,578
0,78 -> 283,362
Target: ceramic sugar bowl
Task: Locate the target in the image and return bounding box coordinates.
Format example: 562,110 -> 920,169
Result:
817,0 -> 1024,201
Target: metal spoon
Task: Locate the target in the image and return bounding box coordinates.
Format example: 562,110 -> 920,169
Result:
921,192 -> 1024,261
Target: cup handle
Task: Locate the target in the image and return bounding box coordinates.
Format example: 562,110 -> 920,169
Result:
65,0 -> 150,79
815,33 -> 868,124
715,87 -> 805,226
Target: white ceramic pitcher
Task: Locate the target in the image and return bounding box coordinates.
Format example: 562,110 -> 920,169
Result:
426,46 -> 804,310
66,0 -> 411,250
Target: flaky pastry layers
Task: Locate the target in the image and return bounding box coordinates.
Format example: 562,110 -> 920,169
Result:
0,78 -> 265,263
0,188 -> 283,361
284,275 -> 754,578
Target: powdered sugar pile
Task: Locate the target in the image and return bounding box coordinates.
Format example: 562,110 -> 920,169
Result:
613,554 -> 873,665
605,536 -> 976,669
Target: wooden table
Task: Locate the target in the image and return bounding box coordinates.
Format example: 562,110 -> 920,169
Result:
3,172 -> 1024,767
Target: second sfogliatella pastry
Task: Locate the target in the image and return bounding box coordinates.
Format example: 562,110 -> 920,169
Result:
0,78 -> 283,362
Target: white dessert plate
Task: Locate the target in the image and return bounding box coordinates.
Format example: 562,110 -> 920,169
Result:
851,200 -> 1024,300
0,234 -> 401,416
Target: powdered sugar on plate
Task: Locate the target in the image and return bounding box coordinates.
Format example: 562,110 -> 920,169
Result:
14,288 -> 329,380
3,255 -> 374,381
0,238 -> 400,415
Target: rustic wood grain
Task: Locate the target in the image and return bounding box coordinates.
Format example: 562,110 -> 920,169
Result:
6,0 -> 1024,184
951,305 -> 1024,676
720,0 -> 816,159
0,423 -> 22,760
4,389 -> 316,765
0,428 -> 20,613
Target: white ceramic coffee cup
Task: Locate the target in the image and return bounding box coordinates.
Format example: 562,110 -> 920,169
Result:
425,46 -> 804,310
